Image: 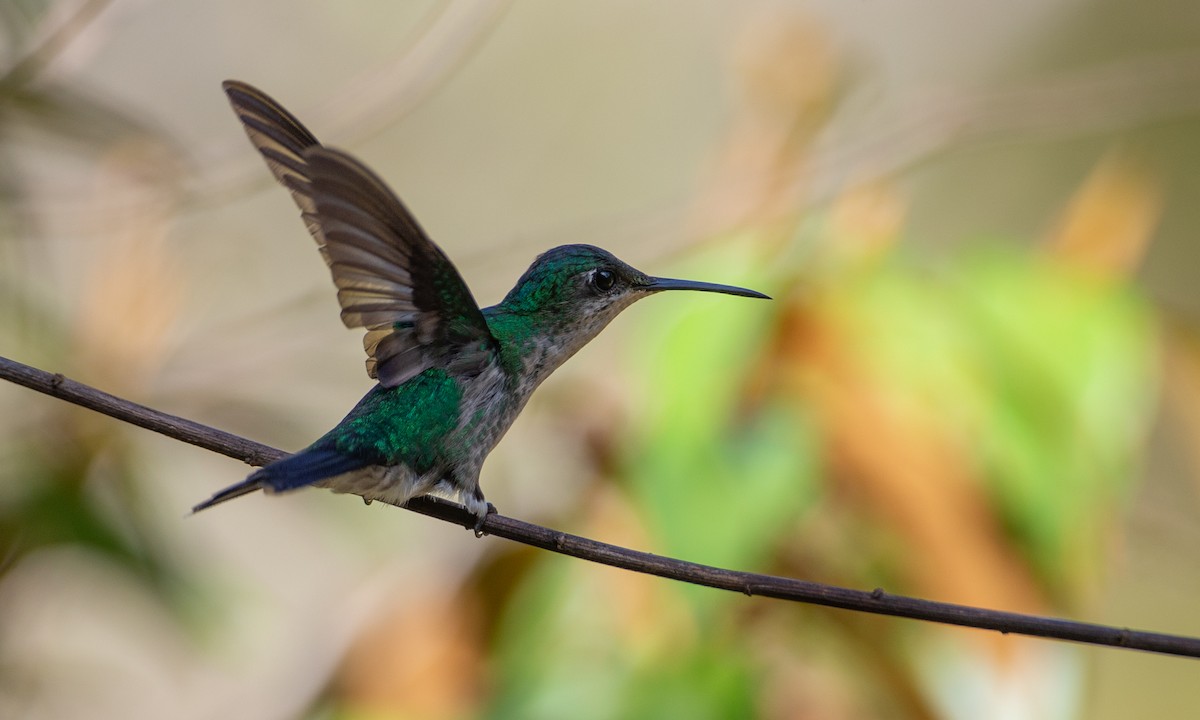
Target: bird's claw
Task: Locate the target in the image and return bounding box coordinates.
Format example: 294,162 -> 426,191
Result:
472,502 -> 497,538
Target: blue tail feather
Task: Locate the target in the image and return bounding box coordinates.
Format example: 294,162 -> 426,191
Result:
256,448 -> 368,492
191,448 -> 368,513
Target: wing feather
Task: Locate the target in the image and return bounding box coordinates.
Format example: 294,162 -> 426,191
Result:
304,147 -> 497,385
225,81 -> 498,385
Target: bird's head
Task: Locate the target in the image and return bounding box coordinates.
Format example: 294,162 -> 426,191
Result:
496,243 -> 768,350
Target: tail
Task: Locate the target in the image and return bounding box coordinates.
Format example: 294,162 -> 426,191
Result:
191,448 -> 369,513
191,473 -> 265,513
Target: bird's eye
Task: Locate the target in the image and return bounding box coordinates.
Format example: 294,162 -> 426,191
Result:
590,269 -> 616,293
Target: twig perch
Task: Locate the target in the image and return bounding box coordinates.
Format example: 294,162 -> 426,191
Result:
3,354 -> 1197,659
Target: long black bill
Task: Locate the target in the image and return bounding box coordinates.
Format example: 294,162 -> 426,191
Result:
646,277 -> 771,300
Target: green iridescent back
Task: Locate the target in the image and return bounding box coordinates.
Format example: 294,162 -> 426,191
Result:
317,368 -> 463,474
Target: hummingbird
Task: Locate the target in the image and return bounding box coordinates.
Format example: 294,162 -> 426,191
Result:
192,81 -> 769,530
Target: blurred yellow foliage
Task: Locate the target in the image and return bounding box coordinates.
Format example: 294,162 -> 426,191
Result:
1046,152 -> 1161,279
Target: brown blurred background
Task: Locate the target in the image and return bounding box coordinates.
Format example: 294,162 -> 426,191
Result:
2,1 -> 1200,718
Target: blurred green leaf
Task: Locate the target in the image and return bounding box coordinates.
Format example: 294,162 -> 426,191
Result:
624,241 -> 818,606
845,245 -> 1156,602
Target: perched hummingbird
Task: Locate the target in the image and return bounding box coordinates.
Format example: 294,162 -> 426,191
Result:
192,81 -> 769,529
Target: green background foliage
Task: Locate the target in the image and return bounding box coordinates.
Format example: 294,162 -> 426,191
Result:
0,2 -> 1197,718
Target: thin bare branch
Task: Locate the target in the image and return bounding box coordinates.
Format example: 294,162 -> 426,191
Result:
2,353 -> 1197,659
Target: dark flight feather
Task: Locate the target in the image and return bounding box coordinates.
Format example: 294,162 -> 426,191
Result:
224,81 -> 499,386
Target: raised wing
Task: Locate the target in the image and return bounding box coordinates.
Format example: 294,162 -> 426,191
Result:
224,81 -> 497,386
303,146 -> 498,386
223,81 -> 328,258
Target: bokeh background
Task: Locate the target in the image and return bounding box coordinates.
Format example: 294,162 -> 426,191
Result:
2,0 -> 1199,718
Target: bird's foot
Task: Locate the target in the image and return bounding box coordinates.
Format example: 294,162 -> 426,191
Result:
472,502 -> 497,538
